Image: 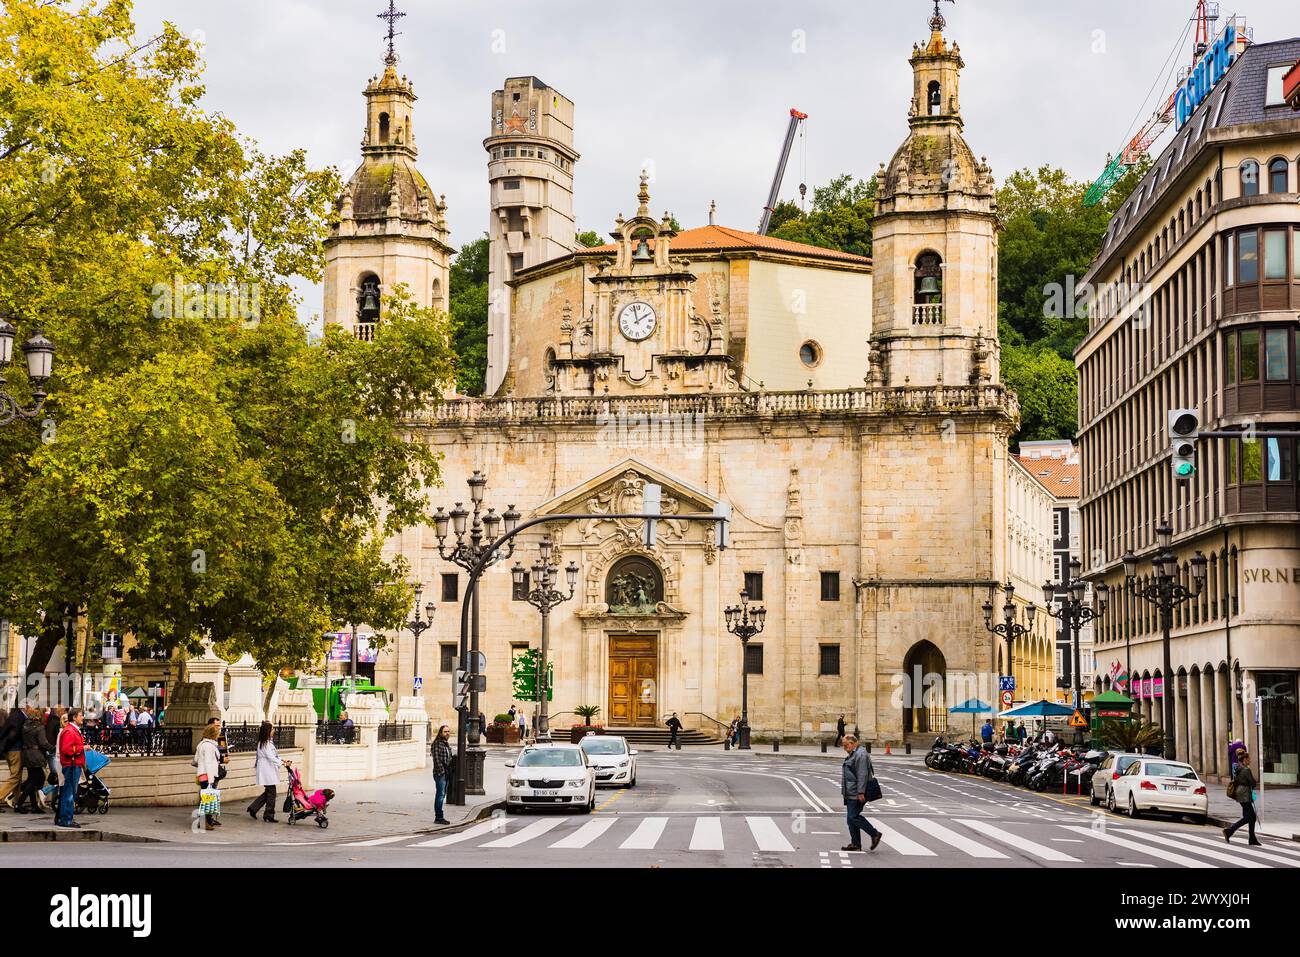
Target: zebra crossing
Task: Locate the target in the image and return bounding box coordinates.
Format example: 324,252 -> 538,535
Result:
338,814 -> 1300,868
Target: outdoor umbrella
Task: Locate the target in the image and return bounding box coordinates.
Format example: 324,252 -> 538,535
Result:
948,698 -> 994,739
996,699 -> 1075,739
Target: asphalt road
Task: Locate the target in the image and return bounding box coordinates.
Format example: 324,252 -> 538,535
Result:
6,752 -> 1300,868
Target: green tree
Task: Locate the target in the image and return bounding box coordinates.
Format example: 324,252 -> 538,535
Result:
769,173 -> 876,258
449,236 -> 489,395
999,334 -> 1078,444
575,229 -> 604,248
0,0 -> 454,677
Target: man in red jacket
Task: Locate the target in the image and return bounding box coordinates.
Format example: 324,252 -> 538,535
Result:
56,708 -> 85,828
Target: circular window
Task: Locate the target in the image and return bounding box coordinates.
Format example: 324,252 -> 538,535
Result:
799,341 -> 822,368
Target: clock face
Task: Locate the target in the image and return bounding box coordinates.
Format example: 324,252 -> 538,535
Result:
618,301 -> 657,342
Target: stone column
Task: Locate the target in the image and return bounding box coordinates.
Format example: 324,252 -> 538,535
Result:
1174,674 -> 1189,764
1186,669 -> 1203,774
397,694 -> 430,752
224,653 -> 264,728
1215,666 -> 1232,778
184,639 -> 227,720
1199,668 -> 1215,779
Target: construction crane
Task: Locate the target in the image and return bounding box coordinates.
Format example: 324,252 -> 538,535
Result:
1084,1 -> 1229,207
757,108 -> 808,234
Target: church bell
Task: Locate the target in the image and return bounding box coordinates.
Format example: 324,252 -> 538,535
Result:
918,275 -> 941,298
632,237 -> 653,262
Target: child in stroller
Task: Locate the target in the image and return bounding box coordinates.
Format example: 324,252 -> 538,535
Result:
76,748 -> 112,815
285,763 -> 333,828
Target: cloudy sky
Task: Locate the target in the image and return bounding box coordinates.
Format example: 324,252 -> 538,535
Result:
128,0 -> 1294,320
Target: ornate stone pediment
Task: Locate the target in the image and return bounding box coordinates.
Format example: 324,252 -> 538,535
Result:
532,458 -> 718,550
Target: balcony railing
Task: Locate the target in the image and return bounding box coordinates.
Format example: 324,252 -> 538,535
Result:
912,303 -> 944,325
413,384 -> 1019,427
354,322 -> 377,342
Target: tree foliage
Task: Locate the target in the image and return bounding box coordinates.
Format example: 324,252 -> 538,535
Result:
0,0 -> 455,677
449,236 -> 489,396
769,173 -> 876,258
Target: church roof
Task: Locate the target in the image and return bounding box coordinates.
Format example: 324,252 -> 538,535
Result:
340,154 -> 435,221
572,224 -> 871,266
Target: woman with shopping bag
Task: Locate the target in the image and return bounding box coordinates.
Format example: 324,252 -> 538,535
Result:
193,724 -> 223,831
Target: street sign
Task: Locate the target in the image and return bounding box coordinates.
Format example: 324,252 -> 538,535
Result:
999,676 -> 1016,692
413,676 -> 423,692
1000,690 -> 1014,708
1254,696 -> 1262,726
1069,710 -> 1088,728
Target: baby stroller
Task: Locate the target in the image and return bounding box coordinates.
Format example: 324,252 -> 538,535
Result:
76,748 -> 112,815
284,764 -> 333,828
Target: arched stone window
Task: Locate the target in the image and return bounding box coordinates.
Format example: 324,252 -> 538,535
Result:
1267,156 -> 1289,193
1240,159 -> 1260,197
927,80 -> 941,116
379,112 -> 391,145
357,273 -> 381,330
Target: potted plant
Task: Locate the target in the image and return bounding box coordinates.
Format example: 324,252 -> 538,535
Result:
485,713 -> 520,744
569,705 -> 604,743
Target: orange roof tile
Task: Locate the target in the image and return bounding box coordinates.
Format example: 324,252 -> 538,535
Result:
1016,453 -> 1081,499
574,224 -> 871,266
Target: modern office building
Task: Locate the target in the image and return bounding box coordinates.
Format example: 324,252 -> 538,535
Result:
1076,35 -> 1300,783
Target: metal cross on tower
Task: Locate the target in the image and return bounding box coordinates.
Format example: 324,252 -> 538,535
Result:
379,1 -> 406,66
929,0 -> 955,33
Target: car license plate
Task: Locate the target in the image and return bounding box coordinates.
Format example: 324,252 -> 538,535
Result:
1163,784 -> 1186,791
535,789 -> 559,797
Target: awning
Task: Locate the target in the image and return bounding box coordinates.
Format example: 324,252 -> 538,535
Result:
997,699 -> 1075,719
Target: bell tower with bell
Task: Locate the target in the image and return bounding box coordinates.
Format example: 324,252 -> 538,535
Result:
323,2 -> 453,340
867,0 -> 1000,389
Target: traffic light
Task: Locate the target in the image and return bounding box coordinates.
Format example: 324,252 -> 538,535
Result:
642,482 -> 661,546
1169,409 -> 1200,481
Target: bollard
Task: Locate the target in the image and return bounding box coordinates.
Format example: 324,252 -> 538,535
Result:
821,739 -> 827,753
724,738 -> 730,751
773,740 -> 780,752
905,742 -> 912,755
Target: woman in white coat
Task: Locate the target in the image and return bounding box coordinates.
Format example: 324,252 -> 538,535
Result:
193,723 -> 223,830
247,721 -> 284,823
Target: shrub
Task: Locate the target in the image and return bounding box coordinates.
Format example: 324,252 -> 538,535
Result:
493,713 -> 513,725
1098,719 -> 1165,753
574,704 -> 601,724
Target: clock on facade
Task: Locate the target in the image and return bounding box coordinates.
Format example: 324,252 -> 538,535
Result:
617,301 -> 657,341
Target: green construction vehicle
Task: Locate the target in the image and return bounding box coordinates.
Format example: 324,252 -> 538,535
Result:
288,675 -> 391,721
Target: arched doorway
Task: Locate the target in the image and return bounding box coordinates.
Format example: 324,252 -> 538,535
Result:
902,640 -> 947,734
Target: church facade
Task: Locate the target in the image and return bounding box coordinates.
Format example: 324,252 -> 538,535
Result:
324,16 -> 1020,742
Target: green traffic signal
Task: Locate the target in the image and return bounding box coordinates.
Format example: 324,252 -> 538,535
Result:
1176,462 -> 1194,477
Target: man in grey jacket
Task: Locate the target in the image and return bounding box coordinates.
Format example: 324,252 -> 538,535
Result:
841,734 -> 883,852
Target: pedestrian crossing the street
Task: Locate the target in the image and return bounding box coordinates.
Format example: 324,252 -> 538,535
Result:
346,814 -> 1300,868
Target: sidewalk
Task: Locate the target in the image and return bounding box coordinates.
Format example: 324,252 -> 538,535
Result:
1206,784 -> 1300,841
0,753 -> 509,845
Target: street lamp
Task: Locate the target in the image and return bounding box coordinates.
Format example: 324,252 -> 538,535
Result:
0,317 -> 55,427
403,582 -> 436,696
433,470 -> 519,802
1123,521 -> 1206,759
723,587 -> 766,750
512,536 -> 579,737
1042,556 -> 1109,732
981,581 -> 1037,703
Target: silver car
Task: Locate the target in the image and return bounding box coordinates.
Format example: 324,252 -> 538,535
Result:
1089,751 -> 1145,807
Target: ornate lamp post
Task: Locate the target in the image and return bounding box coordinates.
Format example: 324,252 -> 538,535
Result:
982,582 -> 1037,706
1121,522 -> 1207,759
511,536 -> 579,738
1042,557 -> 1109,737
432,470 -> 519,802
0,317 -> 54,427
723,588 -> 766,750
403,582 -> 436,696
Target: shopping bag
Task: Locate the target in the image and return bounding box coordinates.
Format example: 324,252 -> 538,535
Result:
863,776 -> 884,803
198,787 -> 221,817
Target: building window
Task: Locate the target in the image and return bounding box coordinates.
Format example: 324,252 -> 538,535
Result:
799,341 -> 822,367
509,253 -> 524,276
1237,230 -> 1259,282
101,632 -> 122,662
820,572 -> 840,602
439,644 -> 457,673
1265,328 -> 1289,380
819,644 -> 840,676
743,571 -> 764,601
1054,555 -> 1064,582
513,572 -> 530,601
1240,160 -> 1260,197
744,644 -> 764,676
503,179 -> 521,190
1053,511 -> 1062,539
1268,157 -> 1289,193
502,145 -> 516,158
440,573 -> 459,602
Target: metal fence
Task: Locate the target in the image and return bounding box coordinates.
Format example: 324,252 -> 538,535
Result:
222,723 -> 297,752
81,725 -> 194,757
316,721 -> 358,745
377,722 -> 412,743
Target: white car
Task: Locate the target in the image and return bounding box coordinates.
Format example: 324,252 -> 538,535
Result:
1108,757 -> 1209,823
580,734 -> 638,788
505,743 -> 596,814
1088,752 -> 1145,807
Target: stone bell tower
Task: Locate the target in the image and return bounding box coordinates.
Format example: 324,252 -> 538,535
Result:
322,9 -> 453,339
868,3 -> 999,389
